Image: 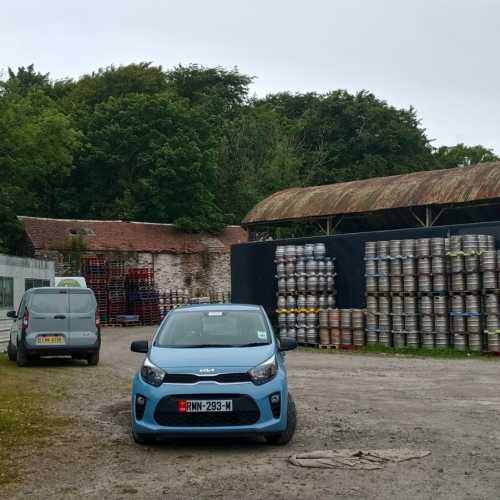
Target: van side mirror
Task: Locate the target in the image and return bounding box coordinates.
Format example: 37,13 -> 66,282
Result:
131,340 -> 149,353
278,338 -> 297,352
6,310 -> 17,319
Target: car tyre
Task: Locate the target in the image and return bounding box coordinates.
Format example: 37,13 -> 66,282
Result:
132,432 -> 156,445
87,351 -> 99,366
16,343 -> 29,367
265,393 -> 297,445
7,341 -> 17,362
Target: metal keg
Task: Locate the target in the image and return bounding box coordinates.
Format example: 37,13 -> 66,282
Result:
313,243 -> 326,259
306,295 -> 318,309
379,296 -> 390,314
366,295 -> 377,313
330,328 -> 341,345
435,332 -> 448,349
352,309 -> 364,329
433,296 -> 448,316
435,315 -> 448,333
449,235 -> 462,253
296,328 -> 306,344
275,246 -> 285,262
284,245 -> 297,261
432,257 -> 445,274
422,333 -> 434,349
451,294 -> 464,312
286,276 -> 296,293
390,258 -> 402,276
392,315 -> 403,332
431,237 -> 445,256
366,329 -> 378,345
306,259 -> 318,274
279,328 -> 288,339
393,331 -> 405,348
328,309 -> 340,328
467,316 -> 481,334
450,255 -> 464,274
418,257 -> 431,274
402,257 -> 416,275
353,329 -> 364,347
477,234 -> 490,252
287,312 -> 296,327
420,296 -> 433,315
295,245 -> 304,259
306,312 -> 317,327
488,333 -> 500,353
405,315 -> 417,332
277,296 -> 286,310
325,258 -> 334,275
287,328 -> 297,340
318,294 -> 327,309
317,275 -> 326,292
433,274 -> 447,292
326,275 -> 335,292
486,235 -> 496,250
286,296 -> 296,310
486,315 -> 499,334
401,239 -> 416,257
306,327 -> 317,344
306,275 -> 318,293
451,273 -> 465,292
389,240 -> 402,257
297,295 -> 306,309
453,315 -> 466,334
366,315 -> 377,334
418,274 -> 432,292
319,309 -> 329,327
406,332 -> 419,348
285,262 -> 295,276
462,234 -> 478,254
480,250 -> 496,271
297,275 -> 306,292
465,295 -> 481,333
482,271 -> 497,290
278,313 -> 287,328
342,329 -> 353,346
365,241 -> 377,258
421,315 -> 433,334
319,328 -> 330,345
378,276 -> 390,292
378,331 -> 390,347
295,259 -> 305,275
377,241 -> 390,257
366,277 -> 377,293
469,334 -> 481,352
465,254 -> 479,273
485,294 -> 499,315
304,244 -> 315,260
327,294 -> 336,308
276,262 -> 286,277
278,277 -> 286,293
465,294 -> 480,314
404,296 -> 417,315
377,259 -> 389,275
403,275 -> 416,292
392,296 -> 403,315
416,238 -> 431,257
466,273 -> 481,292
340,309 -> 352,329
390,276 -> 402,292
378,314 -> 390,333
296,312 -> 306,327
317,259 -> 326,275
454,333 -> 466,351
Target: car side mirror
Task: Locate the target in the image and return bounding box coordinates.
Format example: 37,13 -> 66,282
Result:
6,310 -> 17,319
278,338 -> 297,352
131,340 -> 149,353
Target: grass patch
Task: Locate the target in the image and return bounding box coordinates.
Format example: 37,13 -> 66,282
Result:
298,345 -> 491,360
0,354 -> 70,484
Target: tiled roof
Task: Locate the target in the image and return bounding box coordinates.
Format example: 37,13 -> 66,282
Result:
19,217 -> 247,254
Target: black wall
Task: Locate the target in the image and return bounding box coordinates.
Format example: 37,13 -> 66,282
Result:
231,220 -> 500,322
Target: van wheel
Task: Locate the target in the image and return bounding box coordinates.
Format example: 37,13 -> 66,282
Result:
16,343 -> 29,367
132,432 -> 156,445
7,341 -> 17,362
265,393 -> 297,445
87,352 -> 99,366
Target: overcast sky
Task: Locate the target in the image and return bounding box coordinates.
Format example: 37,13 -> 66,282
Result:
2,0 -> 499,152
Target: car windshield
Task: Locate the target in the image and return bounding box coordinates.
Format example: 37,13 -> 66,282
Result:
155,310 -> 271,348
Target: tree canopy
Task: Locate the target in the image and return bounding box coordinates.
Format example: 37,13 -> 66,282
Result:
0,62 -> 497,252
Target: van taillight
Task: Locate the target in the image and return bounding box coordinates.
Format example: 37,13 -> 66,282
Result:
95,309 -> 100,328
22,308 -> 29,329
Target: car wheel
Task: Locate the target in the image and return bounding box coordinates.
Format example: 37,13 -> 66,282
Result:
16,343 -> 29,367
7,341 -> 17,362
132,432 -> 156,445
87,352 -> 99,366
265,393 -> 297,445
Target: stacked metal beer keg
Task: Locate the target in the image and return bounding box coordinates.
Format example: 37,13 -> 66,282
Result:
320,308 -> 365,348
275,242 -> 336,344
481,249 -> 500,352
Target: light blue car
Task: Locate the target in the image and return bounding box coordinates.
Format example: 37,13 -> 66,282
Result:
130,304 -> 297,445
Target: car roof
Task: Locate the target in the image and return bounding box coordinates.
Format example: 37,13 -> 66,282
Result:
173,303 -> 262,313
26,287 -> 93,294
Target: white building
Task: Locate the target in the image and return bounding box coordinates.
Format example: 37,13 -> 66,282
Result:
0,254 -> 55,346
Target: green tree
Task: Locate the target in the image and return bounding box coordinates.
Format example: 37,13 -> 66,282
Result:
432,143 -> 498,168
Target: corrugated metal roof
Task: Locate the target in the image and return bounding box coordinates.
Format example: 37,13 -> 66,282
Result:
242,162 -> 500,225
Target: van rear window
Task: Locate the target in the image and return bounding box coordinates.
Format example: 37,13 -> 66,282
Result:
31,293 -> 68,314
69,293 -> 94,313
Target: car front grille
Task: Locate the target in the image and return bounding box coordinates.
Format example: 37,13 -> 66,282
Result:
163,372 -> 251,384
154,394 -> 260,427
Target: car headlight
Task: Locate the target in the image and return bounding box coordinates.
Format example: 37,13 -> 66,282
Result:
141,357 -> 166,386
248,354 -> 277,385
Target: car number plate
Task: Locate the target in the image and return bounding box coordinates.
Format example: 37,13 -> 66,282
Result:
36,335 -> 65,345
181,400 -> 233,412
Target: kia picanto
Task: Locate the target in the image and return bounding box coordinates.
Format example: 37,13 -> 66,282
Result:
130,304 -> 297,445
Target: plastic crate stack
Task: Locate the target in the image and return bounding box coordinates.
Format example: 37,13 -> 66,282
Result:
126,268 -> 161,325
82,256 -> 108,324
107,260 -> 127,324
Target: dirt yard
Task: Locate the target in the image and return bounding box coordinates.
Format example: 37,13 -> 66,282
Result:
2,327 -> 500,500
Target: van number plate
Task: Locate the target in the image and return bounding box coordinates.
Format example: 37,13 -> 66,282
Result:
37,335 -> 65,345
179,400 -> 233,412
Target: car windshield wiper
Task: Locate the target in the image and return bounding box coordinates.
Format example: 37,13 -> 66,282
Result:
166,344 -> 241,348
234,342 -> 270,347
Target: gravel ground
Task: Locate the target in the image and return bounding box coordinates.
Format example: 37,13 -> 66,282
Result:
4,326 -> 500,500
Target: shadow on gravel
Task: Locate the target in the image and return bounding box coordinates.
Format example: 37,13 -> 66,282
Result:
19,357 -> 89,368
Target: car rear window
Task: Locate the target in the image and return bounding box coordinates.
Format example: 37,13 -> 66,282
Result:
69,293 -> 94,313
30,292 -> 68,314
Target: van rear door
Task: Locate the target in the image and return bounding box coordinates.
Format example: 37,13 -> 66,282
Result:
28,289 -> 70,339
68,290 -> 98,347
